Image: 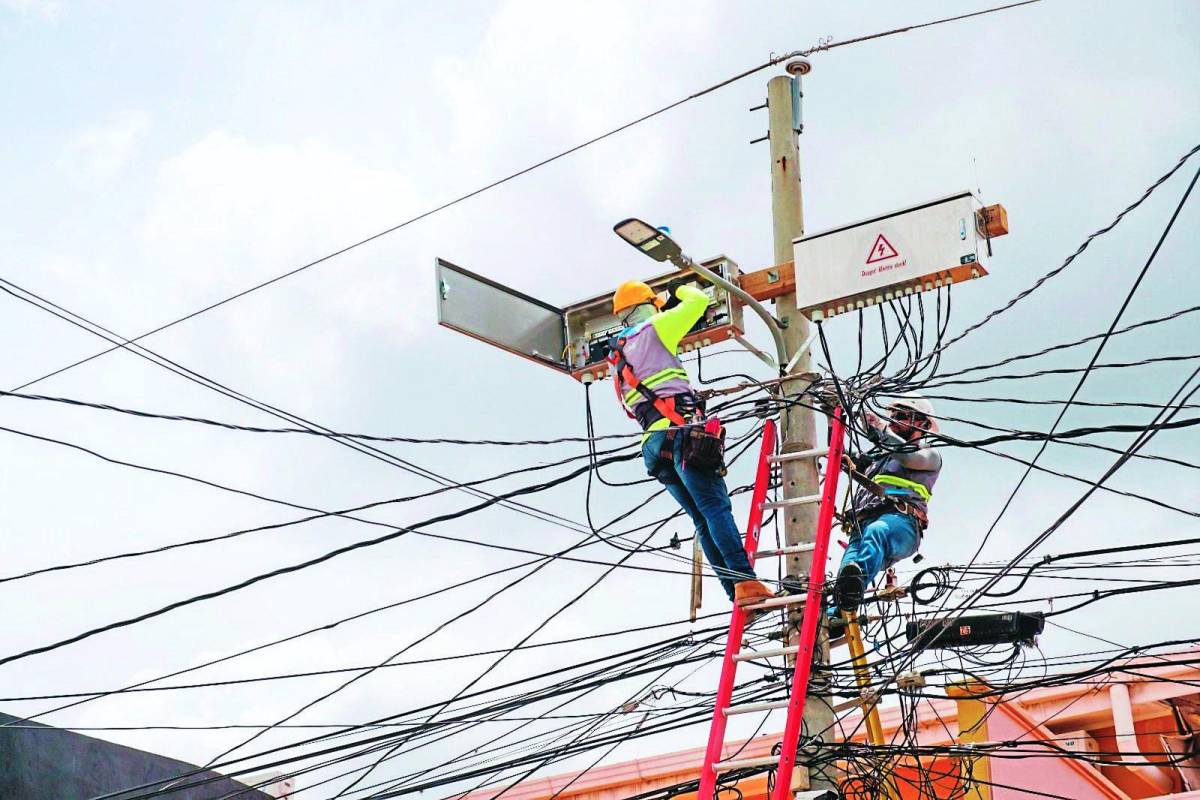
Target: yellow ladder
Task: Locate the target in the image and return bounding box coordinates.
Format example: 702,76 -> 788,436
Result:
841,609 -> 885,746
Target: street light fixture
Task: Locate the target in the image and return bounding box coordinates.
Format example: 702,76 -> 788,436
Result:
612,217 -> 788,370
613,218 -> 684,264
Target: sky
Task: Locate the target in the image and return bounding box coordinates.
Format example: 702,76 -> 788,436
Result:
1,0 -> 1199,797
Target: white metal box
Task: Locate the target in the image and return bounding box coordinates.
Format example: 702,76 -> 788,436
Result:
1059,730 -> 1100,755
794,192 -> 992,320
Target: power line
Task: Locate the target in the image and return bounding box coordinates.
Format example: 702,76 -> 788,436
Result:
938,141 -> 1200,351
0,279 -> 658,549
930,303 -> 1200,381
90,646 -> 726,799
0,422 -> 703,586
9,0 -> 1046,395
0,618 -> 724,703
0,388 -> 642,447
0,450 -> 638,669
923,352 -> 1200,388
916,156 -> 1200,618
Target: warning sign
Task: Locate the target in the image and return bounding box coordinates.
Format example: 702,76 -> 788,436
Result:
866,234 -> 899,264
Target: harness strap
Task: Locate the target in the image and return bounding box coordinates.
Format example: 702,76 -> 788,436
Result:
660,428 -> 678,461
891,499 -> 929,530
611,357 -> 635,420
608,338 -> 689,428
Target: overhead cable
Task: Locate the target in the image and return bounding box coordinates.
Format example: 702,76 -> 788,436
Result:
10,0 -> 1046,394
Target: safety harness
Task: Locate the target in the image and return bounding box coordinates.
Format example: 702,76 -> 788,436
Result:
607,335 -> 690,428
841,455 -> 931,530
608,335 -> 729,471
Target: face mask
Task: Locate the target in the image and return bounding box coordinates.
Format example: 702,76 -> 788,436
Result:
890,413 -> 928,441
621,304 -> 655,328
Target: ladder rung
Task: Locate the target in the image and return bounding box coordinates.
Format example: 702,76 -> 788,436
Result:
723,699 -> 791,716
761,493 -> 822,511
767,447 -> 826,465
755,543 -> 815,558
712,755 -> 779,771
741,594 -> 807,612
734,646 -> 798,662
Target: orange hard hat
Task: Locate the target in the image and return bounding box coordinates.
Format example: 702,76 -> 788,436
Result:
612,280 -> 664,315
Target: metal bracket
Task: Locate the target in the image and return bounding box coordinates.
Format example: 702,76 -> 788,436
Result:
732,333 -> 777,371
791,74 -> 804,134
783,327 -> 822,374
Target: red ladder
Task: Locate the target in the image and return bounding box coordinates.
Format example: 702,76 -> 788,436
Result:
697,408 -> 846,800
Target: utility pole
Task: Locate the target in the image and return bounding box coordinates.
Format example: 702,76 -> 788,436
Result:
766,69 -> 837,794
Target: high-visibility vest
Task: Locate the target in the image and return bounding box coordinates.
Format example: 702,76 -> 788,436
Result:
608,323 -> 693,431
852,449 -> 939,519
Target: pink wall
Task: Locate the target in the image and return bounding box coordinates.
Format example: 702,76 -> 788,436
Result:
984,704 -> 1130,800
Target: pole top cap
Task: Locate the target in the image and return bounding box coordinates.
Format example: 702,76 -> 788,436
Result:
785,58 -> 812,76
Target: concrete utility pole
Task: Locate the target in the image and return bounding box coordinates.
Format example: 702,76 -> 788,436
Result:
766,70 -> 836,794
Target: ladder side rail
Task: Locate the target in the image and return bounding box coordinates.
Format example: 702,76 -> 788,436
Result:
696,419 -> 778,800
770,407 -> 846,800
743,418 -> 777,571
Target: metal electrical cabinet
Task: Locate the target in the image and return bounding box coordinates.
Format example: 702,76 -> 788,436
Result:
436,257 -> 745,383
794,191 -> 1000,320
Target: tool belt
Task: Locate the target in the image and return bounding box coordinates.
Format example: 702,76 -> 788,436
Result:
846,500 -> 927,535
681,417 -> 726,473
651,414 -> 727,475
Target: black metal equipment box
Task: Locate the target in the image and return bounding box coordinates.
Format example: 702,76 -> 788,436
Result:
905,611 -> 1045,650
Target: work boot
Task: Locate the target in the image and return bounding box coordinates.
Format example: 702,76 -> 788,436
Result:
733,580 -> 774,609
834,563 -> 865,612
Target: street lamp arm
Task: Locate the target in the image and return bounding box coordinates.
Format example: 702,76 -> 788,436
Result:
677,254 -> 788,373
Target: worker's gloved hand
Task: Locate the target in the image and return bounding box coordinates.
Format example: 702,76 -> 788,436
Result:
852,453 -> 873,473
661,278 -> 690,310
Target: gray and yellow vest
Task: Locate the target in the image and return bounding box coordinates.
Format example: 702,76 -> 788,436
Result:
615,320 -> 694,431
851,445 -> 940,521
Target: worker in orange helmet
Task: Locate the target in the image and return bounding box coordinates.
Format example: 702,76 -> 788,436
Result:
608,278 -> 774,609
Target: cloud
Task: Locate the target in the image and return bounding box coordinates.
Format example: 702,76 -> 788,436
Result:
135,130 -> 429,400
0,0 -> 62,21
143,132 -> 412,293
60,110 -> 151,180
431,0 -> 717,221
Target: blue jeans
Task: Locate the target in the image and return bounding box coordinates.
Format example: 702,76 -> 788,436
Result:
643,429 -> 756,601
838,511 -> 921,591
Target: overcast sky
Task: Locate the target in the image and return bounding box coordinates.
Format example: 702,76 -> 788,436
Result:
2,1 -> 1199,797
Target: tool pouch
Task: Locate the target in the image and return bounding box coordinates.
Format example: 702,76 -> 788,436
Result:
682,417 -> 726,474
